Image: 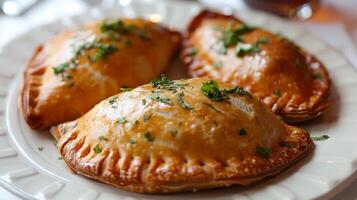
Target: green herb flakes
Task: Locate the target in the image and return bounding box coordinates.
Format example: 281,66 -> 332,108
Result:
176,92 -> 193,110
148,93 -> 172,105
220,24 -> 251,48
170,130 -> 178,137
120,87 -> 132,92
203,102 -> 220,112
201,80 -> 228,101
100,20 -> 128,33
151,74 -> 174,89
235,42 -> 260,56
256,146 -> 272,159
98,135 -> 108,141
295,58 -> 305,68
93,144 -> 102,153
91,44 -> 117,61
128,139 -> 136,144
53,63 -> 70,75
273,89 -> 281,97
144,132 -> 155,142
311,135 -> 329,141
217,23 -> 253,54
257,36 -> 270,44
313,73 -> 323,80
224,86 -> 250,96
118,117 -> 127,124
238,128 -> 247,135
143,114 -> 152,122
38,146 -> 44,151
213,60 -> 223,68
142,99 -> 147,105
108,96 -> 118,105
187,47 -> 197,56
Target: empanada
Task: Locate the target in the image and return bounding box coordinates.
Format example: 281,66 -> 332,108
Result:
182,10 -> 330,123
21,18 -> 181,130
51,76 -> 313,193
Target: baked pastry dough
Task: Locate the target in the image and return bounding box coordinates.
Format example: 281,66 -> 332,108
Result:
51,77 -> 313,193
21,18 -> 181,130
182,10 -> 330,123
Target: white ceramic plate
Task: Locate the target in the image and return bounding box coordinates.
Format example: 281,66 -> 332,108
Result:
0,0 -> 356,199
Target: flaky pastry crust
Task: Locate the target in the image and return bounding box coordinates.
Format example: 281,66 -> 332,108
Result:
51,78 -> 313,193
21,18 -> 181,130
182,10 -> 330,123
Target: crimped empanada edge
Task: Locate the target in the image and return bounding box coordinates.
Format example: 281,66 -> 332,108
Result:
52,123 -> 314,193
20,45 -> 47,130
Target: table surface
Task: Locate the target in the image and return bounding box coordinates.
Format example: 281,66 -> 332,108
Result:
0,0 -> 356,199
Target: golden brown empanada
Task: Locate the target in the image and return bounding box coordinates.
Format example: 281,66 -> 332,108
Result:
51,76 -> 313,193
182,10 -> 330,123
21,18 -> 181,130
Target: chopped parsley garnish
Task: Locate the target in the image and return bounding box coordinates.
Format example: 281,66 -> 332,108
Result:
108,96 -> 118,105
128,139 -> 136,144
98,135 -> 108,141
151,74 -> 174,89
143,114 -> 152,122
176,92 -> 193,110
93,144 -> 102,153
54,20 -> 152,82
127,24 -> 150,40
201,80 -> 228,101
218,23 -> 252,54
311,135 -> 329,141
53,63 -> 70,75
187,47 -> 197,56
120,87 -> 132,92
124,39 -> 132,46
203,102 -> 220,112
150,75 -> 189,93
313,73 -> 323,80
256,146 -> 272,159
217,42 -> 227,54
238,128 -> 247,135
53,41 -> 117,80
224,86 -> 251,96
295,58 -> 305,68
142,99 -> 147,105
273,89 -> 281,97
256,36 -> 270,44
170,130 -> 178,137
136,29 -> 150,40
220,24 -> 252,48
118,117 -> 127,124
235,42 -> 260,56
38,146 -> 44,151
148,93 -> 172,105
91,44 -> 117,61
201,81 -> 250,101
144,132 -> 155,142
213,60 -> 223,68
100,20 -> 128,33
217,24 -> 271,57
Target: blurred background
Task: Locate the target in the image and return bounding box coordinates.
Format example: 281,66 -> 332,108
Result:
0,0 -> 356,199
